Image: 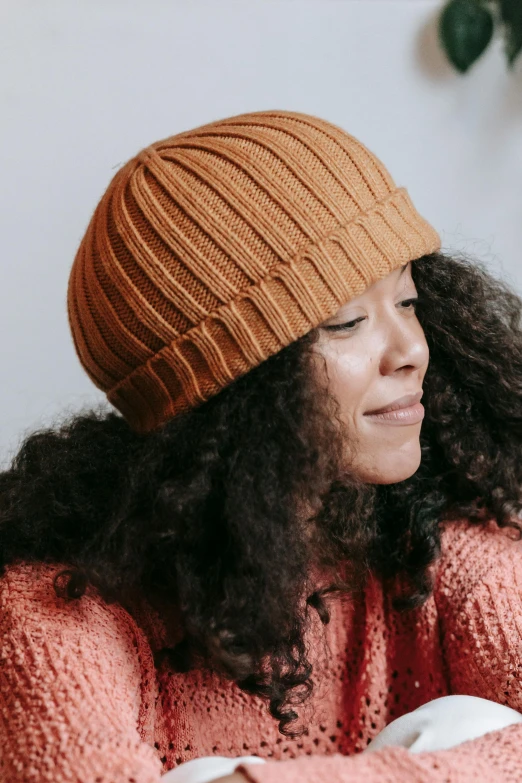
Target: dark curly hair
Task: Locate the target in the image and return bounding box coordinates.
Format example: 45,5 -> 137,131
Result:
2,250 -> 522,737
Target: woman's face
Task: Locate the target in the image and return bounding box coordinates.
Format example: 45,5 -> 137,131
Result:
312,261 -> 429,484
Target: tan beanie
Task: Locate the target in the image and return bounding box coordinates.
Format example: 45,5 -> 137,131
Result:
67,109 -> 441,434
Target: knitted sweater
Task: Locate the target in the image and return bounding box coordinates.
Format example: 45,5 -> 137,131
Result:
1,518 -> 522,782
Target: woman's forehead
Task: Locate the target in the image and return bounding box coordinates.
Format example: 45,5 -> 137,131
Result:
333,262 -> 412,313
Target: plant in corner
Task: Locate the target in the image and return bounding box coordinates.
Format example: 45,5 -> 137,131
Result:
438,0 -> 522,73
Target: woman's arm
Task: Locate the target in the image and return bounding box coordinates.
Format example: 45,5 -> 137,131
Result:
0,562 -> 163,782
221,523 -> 522,782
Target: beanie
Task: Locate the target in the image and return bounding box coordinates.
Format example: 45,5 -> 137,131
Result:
67,109 -> 441,434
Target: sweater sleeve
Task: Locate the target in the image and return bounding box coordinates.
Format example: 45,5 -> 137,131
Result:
0,562 -> 163,783
236,520 -> 522,783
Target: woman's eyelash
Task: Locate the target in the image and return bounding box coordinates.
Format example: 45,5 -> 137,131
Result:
324,298 -> 420,333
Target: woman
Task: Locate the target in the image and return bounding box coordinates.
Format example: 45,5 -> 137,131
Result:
1,109 -> 522,782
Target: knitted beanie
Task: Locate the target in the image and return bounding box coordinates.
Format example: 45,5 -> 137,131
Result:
67,109 -> 441,434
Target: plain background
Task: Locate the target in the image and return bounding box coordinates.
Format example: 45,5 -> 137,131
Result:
1,0 -> 522,467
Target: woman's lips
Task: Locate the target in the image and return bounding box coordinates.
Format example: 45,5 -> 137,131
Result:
364,391 -> 423,416
363,402 -> 425,425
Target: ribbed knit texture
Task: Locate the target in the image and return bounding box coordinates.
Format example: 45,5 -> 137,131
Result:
2,519 -> 522,781
67,110 -> 441,433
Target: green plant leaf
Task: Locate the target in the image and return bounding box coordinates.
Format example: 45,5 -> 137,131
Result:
439,0 -> 495,73
500,0 -> 522,67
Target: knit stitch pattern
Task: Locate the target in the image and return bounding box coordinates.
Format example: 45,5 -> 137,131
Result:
67,110 -> 440,433
1,519 -> 522,781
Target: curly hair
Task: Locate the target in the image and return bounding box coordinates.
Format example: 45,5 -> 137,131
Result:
1,250 -> 522,737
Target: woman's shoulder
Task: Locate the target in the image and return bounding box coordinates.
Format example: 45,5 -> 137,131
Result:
0,559 -> 175,658
0,560 -> 150,652
435,517 -> 522,605
0,560 -> 83,620
439,516 -> 522,563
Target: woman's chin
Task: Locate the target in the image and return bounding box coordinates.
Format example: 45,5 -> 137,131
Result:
352,448 -> 422,484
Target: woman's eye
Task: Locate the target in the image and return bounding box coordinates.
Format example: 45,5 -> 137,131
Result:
323,298 -> 419,333
399,297 -> 419,314
324,316 -> 365,333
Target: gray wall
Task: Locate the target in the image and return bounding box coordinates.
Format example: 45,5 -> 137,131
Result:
2,0 -> 522,466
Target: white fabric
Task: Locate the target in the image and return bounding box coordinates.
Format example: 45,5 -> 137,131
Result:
161,755 -> 265,783
363,694 -> 522,754
161,695 -> 522,781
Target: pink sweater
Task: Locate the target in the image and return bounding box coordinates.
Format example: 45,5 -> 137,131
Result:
1,518 -> 522,782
